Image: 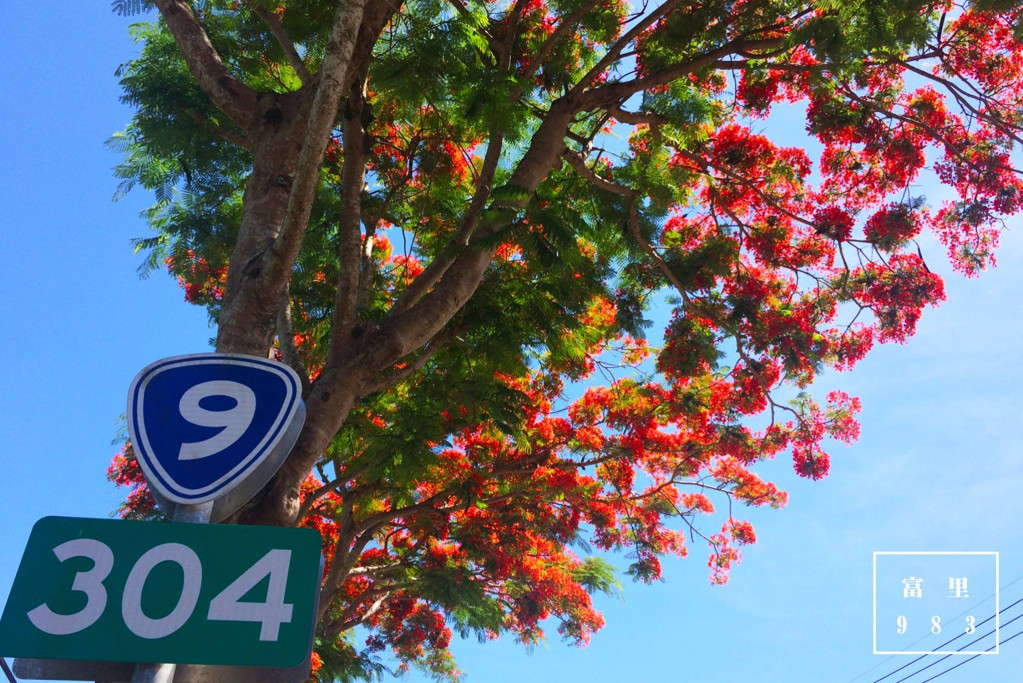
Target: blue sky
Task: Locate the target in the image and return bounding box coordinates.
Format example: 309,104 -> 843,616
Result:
2,4 -> 1022,683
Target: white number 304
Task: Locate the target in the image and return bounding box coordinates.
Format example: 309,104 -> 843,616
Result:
177,380 -> 256,461
27,542 -> 293,641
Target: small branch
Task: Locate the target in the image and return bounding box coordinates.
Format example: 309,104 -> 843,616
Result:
837,83 -> 1023,174
389,129 -> 505,316
322,522 -> 382,600
276,287 -> 311,393
628,202 -> 692,301
562,147 -> 634,197
183,109 -> 252,149
520,0 -> 601,82
562,148 -> 692,300
326,590 -> 392,637
244,0 -> 312,84
673,147 -> 817,231
574,0 -> 682,93
446,0 -> 504,60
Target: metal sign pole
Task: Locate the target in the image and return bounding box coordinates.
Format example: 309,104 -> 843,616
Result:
1,657 -> 16,683
131,502 -> 212,683
167,502 -> 213,525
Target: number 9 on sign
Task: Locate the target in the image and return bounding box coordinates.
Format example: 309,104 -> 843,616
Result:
177,381 -> 257,461
127,354 -> 303,511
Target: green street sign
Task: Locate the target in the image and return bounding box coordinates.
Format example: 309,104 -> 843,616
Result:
0,516 -> 322,668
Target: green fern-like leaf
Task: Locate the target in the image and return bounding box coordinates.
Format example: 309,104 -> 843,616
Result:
111,0 -> 154,16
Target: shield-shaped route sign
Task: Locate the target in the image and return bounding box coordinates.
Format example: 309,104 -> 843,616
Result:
127,354 -> 305,521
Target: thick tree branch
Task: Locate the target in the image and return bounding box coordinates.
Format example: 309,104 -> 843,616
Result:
330,81 -> 370,354
608,104 -> 667,128
353,1 -> 403,75
153,0 -> 261,129
215,1 -> 400,357
502,0 -> 531,58
217,0 -> 366,351
373,99 -> 576,366
356,219 -> 376,311
361,325 -> 463,395
228,8 -> 407,529
579,38 -> 785,108
264,0 -> 368,293
574,0 -> 681,93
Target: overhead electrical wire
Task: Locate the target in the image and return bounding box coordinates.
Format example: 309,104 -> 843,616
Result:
872,595 -> 1023,682
891,611 -> 1023,682
917,628 -> 1023,683
848,571 -> 1023,683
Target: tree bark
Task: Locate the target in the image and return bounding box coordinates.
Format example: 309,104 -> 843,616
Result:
216,0 -> 369,356
217,111 -> 307,355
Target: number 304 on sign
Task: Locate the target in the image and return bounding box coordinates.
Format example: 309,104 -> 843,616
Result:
0,517 -> 322,667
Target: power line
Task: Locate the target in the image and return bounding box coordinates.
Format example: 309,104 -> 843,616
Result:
849,571 -> 1023,683
918,628 -> 1023,683
892,611 -> 1023,682
872,595 -> 1023,683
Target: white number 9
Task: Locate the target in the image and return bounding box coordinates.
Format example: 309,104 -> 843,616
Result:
177,380 -> 256,461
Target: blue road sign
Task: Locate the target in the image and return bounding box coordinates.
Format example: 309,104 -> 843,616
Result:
127,354 -> 303,507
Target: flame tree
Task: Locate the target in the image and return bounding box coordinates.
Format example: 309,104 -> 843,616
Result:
107,0 -> 1023,679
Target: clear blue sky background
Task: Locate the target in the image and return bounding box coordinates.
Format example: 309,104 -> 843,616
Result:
2,4 -> 1022,683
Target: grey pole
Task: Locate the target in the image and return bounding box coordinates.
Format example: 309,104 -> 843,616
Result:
1,657 -> 17,683
131,501 -> 213,683
166,502 -> 214,524
131,662 -> 176,683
